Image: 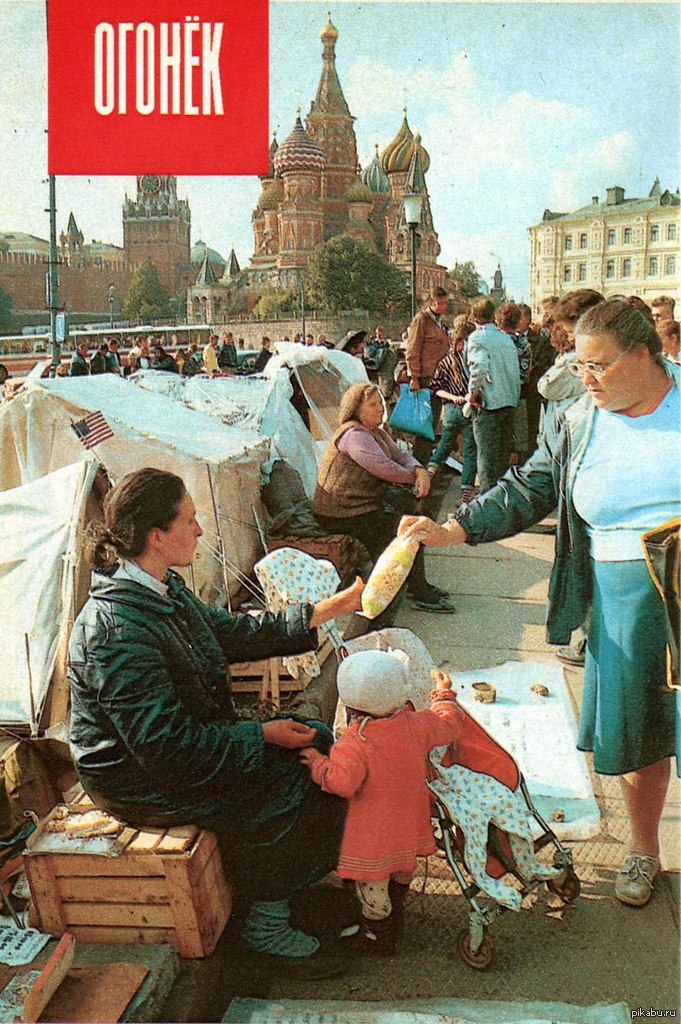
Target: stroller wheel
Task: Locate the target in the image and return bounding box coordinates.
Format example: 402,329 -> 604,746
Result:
547,866 -> 581,903
457,929 -> 493,970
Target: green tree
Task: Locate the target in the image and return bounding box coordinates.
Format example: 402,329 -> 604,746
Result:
304,237 -> 408,315
450,260 -> 485,300
122,260 -> 172,320
0,282 -> 13,327
252,289 -> 299,318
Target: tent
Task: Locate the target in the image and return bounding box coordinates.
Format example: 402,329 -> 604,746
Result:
0,377 -> 270,607
0,461 -> 99,728
129,368 -> 319,498
264,344 -> 368,445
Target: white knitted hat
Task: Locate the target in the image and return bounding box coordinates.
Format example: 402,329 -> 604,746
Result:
337,649 -> 412,717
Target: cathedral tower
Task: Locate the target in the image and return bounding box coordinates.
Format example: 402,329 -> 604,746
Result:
123,176 -> 191,295
305,14 -> 358,240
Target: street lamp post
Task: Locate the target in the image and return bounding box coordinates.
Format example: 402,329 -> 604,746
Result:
47,175 -> 61,377
403,192 -> 424,320
108,283 -> 115,329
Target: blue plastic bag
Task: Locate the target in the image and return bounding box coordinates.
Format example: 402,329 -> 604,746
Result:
388,384 -> 435,440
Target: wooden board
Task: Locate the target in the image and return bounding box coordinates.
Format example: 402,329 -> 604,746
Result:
40,963 -> 149,1023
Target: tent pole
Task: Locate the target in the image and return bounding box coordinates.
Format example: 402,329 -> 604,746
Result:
24,635 -> 38,737
206,465 -> 232,613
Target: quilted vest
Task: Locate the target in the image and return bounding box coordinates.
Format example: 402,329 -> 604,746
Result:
313,421 -> 386,518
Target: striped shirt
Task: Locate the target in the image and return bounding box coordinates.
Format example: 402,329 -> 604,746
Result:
429,347 -> 469,400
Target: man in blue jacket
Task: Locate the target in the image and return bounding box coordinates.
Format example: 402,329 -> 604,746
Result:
466,297 -> 521,492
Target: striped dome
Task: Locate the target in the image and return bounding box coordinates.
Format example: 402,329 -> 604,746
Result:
274,115 -> 326,176
380,111 -> 430,174
360,145 -> 390,194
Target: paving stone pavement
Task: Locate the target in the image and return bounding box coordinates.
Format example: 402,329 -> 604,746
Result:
162,475 -> 680,1023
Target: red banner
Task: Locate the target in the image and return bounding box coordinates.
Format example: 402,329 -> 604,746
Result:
47,0 -> 269,175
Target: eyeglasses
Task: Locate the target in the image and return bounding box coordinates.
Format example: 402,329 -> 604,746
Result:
567,348 -> 629,380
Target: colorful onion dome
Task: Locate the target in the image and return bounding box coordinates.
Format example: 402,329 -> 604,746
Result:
345,178 -> 375,204
320,12 -> 339,41
273,113 -> 326,176
360,144 -> 390,194
257,178 -> 285,211
380,110 -> 430,174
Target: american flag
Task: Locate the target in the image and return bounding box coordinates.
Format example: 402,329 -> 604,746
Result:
71,411 -> 114,449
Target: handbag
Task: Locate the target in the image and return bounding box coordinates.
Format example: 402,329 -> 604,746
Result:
389,384 -> 435,440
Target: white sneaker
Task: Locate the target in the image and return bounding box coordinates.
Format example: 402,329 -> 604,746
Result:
614,854 -> 659,907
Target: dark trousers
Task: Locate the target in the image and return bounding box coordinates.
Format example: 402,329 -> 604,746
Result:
411,380 -> 442,467
429,404 -> 478,487
472,406 -> 516,495
315,507 -> 435,622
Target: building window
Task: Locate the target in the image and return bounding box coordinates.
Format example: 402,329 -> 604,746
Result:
537,241 -> 542,255
650,225 -> 660,242
649,257 -> 659,276
564,235 -> 573,251
563,265 -> 572,283
623,227 -> 632,244
607,229 -> 616,245
606,260 -> 615,279
579,233 -> 588,249
666,256 -> 676,275
578,263 -> 587,281
622,258 -> 632,278
668,223 -> 677,241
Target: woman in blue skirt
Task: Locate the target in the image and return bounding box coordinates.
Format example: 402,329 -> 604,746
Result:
400,299 -> 680,908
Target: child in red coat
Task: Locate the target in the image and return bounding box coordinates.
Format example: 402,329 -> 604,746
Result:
300,649 -> 463,954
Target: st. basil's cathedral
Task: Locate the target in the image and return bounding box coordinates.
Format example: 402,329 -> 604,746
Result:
192,14 -> 447,317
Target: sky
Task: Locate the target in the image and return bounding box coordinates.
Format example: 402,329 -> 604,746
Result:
0,0 -> 679,300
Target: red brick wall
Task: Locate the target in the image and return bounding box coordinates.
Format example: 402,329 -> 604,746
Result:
0,252 -> 134,314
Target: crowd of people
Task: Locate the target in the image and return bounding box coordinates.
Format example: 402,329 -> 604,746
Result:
62,286 -> 678,981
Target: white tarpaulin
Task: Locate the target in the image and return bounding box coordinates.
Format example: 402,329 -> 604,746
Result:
0,377 -> 270,605
0,461 -> 97,726
265,343 -> 368,444
224,999 -> 631,1024
454,661 -> 600,840
129,368 -> 319,497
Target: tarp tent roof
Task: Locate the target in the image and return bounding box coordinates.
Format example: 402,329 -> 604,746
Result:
0,377 -> 270,605
0,461 -> 97,727
264,344 -> 368,443
129,368 -> 319,498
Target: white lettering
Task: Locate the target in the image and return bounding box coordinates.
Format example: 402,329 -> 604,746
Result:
135,24 -> 155,114
202,22 -> 223,115
93,18 -> 225,117
94,23 -> 114,115
184,17 -> 200,116
117,23 -> 133,113
159,22 -> 181,114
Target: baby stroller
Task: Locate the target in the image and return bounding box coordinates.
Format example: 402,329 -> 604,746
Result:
254,548 -> 581,970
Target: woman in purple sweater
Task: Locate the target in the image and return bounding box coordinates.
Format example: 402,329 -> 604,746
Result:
314,382 -> 455,614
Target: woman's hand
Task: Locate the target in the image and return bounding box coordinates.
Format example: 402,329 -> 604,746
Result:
413,468 -> 431,499
299,746 -> 324,769
309,576 -> 365,627
398,514 -> 467,548
262,720 -> 317,748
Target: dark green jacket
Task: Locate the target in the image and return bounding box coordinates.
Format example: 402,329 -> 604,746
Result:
68,570 -> 319,829
456,362 -> 680,645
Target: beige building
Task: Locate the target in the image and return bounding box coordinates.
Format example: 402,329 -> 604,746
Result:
529,179 -> 680,312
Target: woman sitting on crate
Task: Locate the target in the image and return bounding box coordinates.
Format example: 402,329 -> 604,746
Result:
313,381 -> 455,615
400,299 -> 680,909
67,467 -> 363,979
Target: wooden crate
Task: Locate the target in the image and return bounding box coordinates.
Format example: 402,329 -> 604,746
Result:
231,635 -> 335,709
266,534 -> 360,583
24,795 -> 233,959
